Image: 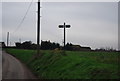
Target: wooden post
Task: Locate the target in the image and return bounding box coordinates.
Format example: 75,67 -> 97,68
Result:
37,0 -> 40,55
59,22 -> 71,51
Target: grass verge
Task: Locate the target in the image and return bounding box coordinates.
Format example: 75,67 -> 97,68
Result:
5,48 -> 119,79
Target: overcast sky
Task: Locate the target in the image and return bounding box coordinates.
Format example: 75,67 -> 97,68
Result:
1,2 -> 118,50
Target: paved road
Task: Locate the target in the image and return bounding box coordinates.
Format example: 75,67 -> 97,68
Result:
2,51 -> 37,79
0,49 -> 2,80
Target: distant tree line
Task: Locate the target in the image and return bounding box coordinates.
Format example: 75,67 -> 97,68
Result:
95,47 -> 117,52
41,40 -> 60,50
1,41 -> 118,52
0,41 -> 94,51
65,43 -> 91,51
15,41 -> 37,49
15,40 -> 60,50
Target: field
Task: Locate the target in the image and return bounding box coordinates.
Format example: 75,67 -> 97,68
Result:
5,48 -> 119,79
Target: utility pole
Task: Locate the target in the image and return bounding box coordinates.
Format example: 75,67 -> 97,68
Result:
19,38 -> 21,43
7,32 -> 9,47
37,0 -> 40,55
59,22 -> 71,50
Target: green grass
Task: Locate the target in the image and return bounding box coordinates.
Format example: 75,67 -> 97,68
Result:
5,48 -> 35,63
5,48 -> 119,79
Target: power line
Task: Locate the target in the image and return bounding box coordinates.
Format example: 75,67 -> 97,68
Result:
11,0 -> 33,34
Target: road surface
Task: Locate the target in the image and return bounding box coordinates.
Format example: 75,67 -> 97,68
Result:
2,51 -> 37,79
0,49 -> 2,80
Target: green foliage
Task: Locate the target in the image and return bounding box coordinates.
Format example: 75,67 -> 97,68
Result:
5,49 -> 119,79
5,48 -> 35,63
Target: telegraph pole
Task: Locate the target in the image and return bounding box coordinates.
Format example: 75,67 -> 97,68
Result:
7,32 -> 9,47
37,0 -> 40,55
19,38 -> 21,43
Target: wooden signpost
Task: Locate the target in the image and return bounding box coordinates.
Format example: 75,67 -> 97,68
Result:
59,22 -> 71,50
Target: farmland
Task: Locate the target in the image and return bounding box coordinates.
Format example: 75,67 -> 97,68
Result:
5,48 -> 119,79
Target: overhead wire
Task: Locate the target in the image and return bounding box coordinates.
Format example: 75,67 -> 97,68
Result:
11,0 -> 33,34
10,0 -> 33,45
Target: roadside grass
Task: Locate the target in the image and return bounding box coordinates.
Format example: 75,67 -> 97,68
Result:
5,48 -> 35,63
5,48 -> 119,79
